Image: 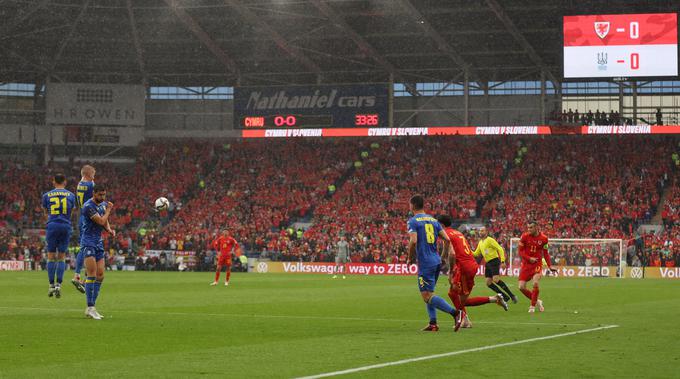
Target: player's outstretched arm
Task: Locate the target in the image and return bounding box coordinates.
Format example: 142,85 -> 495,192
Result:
407,232 -> 417,265
491,238 -> 507,267
438,230 -> 454,267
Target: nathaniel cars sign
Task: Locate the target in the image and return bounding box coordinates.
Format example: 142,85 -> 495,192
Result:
234,84 -> 389,129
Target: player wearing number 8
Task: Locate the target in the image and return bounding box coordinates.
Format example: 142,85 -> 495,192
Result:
41,173 -> 76,299
407,195 -> 464,332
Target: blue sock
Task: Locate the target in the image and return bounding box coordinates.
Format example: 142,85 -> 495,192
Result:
56,261 -> 65,284
85,277 -> 96,306
93,280 -> 102,304
75,251 -> 84,276
430,295 -> 457,316
426,303 -> 437,324
47,260 -> 56,285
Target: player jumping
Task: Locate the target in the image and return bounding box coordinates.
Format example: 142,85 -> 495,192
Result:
210,230 -> 241,286
474,226 -> 517,303
72,164 -> 96,293
80,184 -> 114,320
518,220 -> 557,313
407,195 -> 464,332
438,216 -> 507,329
42,174 -> 76,299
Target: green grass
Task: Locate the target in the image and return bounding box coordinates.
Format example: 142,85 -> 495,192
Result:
0,272 -> 679,378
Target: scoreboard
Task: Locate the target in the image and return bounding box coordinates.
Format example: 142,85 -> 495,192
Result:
234,84 -> 389,129
564,13 -> 678,78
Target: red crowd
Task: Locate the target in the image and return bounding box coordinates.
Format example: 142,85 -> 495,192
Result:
1,136 -> 678,268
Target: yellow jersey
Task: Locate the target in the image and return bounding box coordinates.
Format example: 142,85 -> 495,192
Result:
473,236 -> 506,263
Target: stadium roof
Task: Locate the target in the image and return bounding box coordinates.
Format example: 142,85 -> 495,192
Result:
1,0 -> 678,89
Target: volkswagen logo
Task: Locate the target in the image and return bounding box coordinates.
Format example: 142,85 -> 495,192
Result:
630,267 -> 643,279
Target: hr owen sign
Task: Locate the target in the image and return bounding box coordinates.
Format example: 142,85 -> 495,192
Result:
46,83 -> 145,126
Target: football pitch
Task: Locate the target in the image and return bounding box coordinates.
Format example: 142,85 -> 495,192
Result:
0,272 -> 678,378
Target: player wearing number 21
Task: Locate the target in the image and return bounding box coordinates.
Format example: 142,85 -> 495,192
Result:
407,195 -> 465,332
42,173 -> 77,299
518,220 -> 557,313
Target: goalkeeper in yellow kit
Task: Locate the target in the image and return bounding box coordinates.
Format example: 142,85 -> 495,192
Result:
473,227 -> 517,303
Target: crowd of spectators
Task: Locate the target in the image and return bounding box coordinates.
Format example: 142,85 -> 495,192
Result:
298,137 -> 516,263
552,109 -> 625,126
550,108 -> 666,127
160,139 -> 357,258
1,136 -> 679,270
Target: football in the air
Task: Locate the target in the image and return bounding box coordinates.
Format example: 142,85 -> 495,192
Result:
154,197 -> 170,211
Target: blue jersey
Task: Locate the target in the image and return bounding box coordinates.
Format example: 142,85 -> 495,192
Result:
80,199 -> 107,247
407,213 -> 443,268
42,189 -> 76,226
76,180 -> 94,208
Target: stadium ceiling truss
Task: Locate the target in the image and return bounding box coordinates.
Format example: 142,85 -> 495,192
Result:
0,0 -> 677,88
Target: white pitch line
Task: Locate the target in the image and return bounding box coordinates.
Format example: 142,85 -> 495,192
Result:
295,325 -> 620,379
0,306 -> 591,326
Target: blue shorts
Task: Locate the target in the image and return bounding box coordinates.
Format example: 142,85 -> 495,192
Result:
417,264 -> 441,292
81,246 -> 105,261
46,224 -> 72,253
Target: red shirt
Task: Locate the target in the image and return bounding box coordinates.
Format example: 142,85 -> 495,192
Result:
519,232 -> 552,266
211,236 -> 239,258
445,228 -> 476,266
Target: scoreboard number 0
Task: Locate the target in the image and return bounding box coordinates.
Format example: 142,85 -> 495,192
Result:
630,22 -> 639,39
631,53 -> 639,70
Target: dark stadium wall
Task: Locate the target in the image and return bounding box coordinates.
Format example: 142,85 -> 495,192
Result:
0,94 -> 552,142
393,95 -> 544,127
145,99 -> 233,131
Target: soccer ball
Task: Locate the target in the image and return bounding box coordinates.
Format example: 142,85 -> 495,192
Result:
154,197 -> 170,211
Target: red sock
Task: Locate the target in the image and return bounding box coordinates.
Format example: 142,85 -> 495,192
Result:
531,286 -> 539,307
226,269 -> 231,282
520,288 -> 532,300
215,267 -> 221,282
465,297 -> 491,307
448,288 -> 463,311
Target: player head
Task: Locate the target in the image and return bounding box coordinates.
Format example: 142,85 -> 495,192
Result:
527,220 -> 539,236
92,184 -> 107,204
222,229 -> 230,237
409,194 -> 424,213
52,173 -> 67,188
436,215 -> 452,228
479,226 -> 489,239
81,165 -> 96,180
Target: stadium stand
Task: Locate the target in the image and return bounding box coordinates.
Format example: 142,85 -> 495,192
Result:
1,137 -> 679,269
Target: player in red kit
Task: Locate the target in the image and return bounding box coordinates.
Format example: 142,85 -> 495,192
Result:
518,221 -> 557,312
438,216 -> 508,328
210,230 -> 241,286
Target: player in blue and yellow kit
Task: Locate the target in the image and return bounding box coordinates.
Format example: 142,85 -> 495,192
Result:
80,184 -> 114,320
407,195 -> 465,332
72,164 -> 96,293
41,173 -> 76,298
